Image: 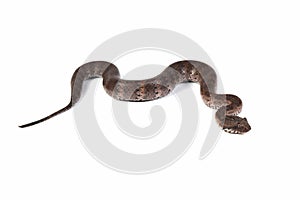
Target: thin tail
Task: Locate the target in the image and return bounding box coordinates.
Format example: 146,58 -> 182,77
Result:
19,61 -> 113,128
19,102 -> 72,128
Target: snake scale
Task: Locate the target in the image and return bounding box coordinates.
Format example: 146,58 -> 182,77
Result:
19,60 -> 251,134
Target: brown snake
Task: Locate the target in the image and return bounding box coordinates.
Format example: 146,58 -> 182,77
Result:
19,60 -> 251,134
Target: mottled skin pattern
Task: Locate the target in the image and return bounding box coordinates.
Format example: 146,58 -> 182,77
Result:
19,60 -> 251,134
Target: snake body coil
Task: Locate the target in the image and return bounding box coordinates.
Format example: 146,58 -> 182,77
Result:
19,60 -> 251,134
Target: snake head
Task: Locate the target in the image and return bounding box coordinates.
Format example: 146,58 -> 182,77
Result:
223,117 -> 251,134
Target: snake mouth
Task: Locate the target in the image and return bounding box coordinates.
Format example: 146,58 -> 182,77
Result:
223,128 -> 244,134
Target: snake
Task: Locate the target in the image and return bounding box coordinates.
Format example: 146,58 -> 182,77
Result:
19,60 -> 251,134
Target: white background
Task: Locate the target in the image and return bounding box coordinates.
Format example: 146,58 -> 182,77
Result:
1,0 -> 300,199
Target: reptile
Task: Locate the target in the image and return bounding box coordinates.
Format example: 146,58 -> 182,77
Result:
19,60 -> 251,134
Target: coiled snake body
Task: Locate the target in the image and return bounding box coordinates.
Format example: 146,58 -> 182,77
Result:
19,60 -> 251,134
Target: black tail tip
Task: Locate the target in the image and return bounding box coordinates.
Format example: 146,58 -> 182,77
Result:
19,123 -> 33,128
